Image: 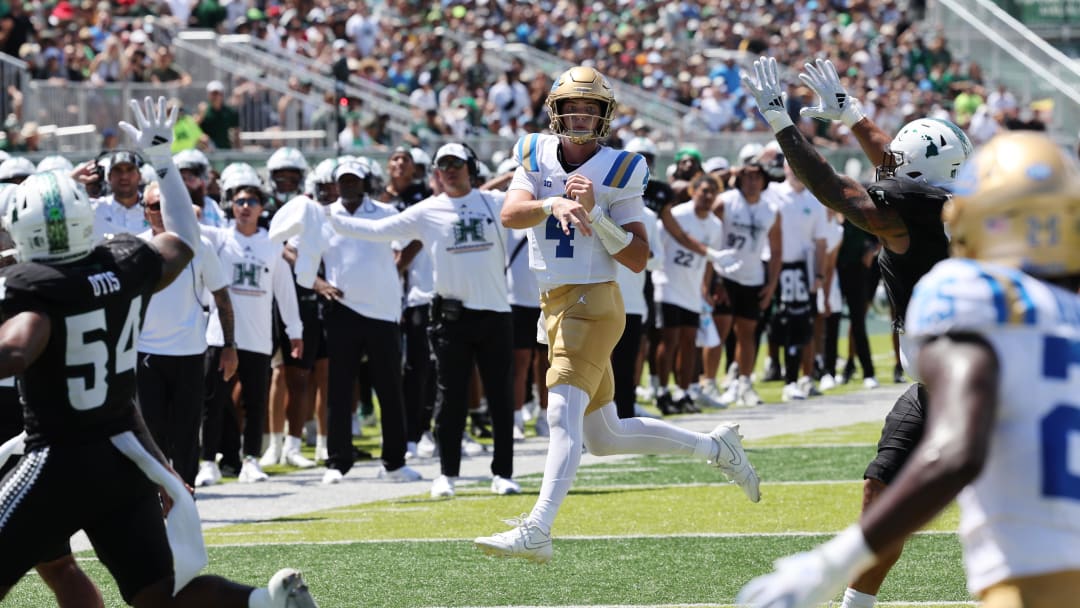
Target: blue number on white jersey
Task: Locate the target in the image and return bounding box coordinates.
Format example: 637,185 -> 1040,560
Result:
1041,335 -> 1080,500
545,215 -> 575,258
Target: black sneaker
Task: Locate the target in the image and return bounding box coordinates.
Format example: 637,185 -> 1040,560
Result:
677,395 -> 700,414
656,393 -> 680,416
893,364 -> 906,384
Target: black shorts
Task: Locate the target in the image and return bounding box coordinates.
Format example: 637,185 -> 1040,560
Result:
715,278 -> 762,321
511,305 -> 543,350
864,383 -> 927,484
770,310 -> 813,347
0,441 -> 172,603
278,287 -> 325,370
657,302 -> 699,329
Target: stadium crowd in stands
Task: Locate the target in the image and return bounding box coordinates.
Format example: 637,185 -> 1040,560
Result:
2,0 -> 1052,156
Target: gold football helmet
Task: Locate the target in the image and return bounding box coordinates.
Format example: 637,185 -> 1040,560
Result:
546,66 -> 617,144
945,131 -> 1080,279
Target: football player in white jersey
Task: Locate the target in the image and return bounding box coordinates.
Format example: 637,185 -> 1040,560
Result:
474,66 -> 760,564
738,131 -> 1080,608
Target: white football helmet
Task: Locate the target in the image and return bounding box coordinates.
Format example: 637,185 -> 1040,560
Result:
220,162 -> 264,202
623,137 -> 657,157
409,148 -> 431,179
309,158 -> 340,203
7,171 -> 96,263
267,147 -> 309,199
36,155 -> 75,173
174,148 -> 210,178
0,183 -> 16,224
0,157 -> 36,183
880,118 -> 973,186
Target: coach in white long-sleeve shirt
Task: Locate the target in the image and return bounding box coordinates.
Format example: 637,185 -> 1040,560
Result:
328,143 -> 519,497
198,182 -> 303,484
319,160 -> 418,485
135,182 -> 237,487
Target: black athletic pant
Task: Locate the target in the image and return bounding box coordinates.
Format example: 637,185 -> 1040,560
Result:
325,303 -> 408,475
430,308 -> 514,479
612,313 -> 643,419
201,347 -> 271,464
837,262 -> 875,379
402,304 -> 436,442
136,352 -> 206,486
822,312 -> 841,377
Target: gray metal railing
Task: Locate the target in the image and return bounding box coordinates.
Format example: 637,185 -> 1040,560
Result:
929,0 -> 1080,137
0,52 -> 28,124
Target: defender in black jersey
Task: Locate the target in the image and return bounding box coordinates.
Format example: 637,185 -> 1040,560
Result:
743,56 -> 972,608
0,98 -> 315,607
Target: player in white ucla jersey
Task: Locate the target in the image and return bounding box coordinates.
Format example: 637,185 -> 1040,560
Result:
739,131 -> 1080,608
475,66 -> 760,564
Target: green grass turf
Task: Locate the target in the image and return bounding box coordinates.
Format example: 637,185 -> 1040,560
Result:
9,534 -> 967,607
7,424 -> 970,607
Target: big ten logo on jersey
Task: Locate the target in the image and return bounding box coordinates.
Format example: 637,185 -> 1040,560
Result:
87,271 -> 121,297
232,262 -> 265,289
1039,332 -> 1080,501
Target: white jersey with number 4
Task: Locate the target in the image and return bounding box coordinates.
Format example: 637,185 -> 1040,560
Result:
905,258 -> 1080,594
509,133 -> 647,290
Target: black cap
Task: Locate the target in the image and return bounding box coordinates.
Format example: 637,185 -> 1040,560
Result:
108,150 -> 143,172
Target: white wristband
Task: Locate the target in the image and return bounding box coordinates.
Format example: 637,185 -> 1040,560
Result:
541,197 -> 555,216
763,108 -> 794,133
840,97 -> 866,129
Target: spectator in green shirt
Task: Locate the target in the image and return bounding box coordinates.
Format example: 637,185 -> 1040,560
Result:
196,80 -> 240,150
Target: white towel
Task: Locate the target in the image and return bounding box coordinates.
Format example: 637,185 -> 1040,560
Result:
109,432 -> 208,596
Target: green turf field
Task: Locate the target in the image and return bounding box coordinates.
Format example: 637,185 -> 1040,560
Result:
6,421 -> 974,607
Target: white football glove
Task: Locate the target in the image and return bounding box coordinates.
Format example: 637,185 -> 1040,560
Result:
707,247 -> 743,275
740,56 -> 792,133
737,525 -> 877,608
798,58 -> 865,128
118,96 -> 178,170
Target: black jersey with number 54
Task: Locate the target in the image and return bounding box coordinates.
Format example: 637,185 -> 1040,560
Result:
0,234 -> 163,448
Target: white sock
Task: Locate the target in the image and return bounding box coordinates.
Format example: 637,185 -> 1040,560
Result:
284,435 -> 301,453
248,587 -> 271,608
649,374 -> 660,389
702,378 -> 716,390
263,433 -> 275,452
528,384 -> 589,534
582,403 -> 715,459
840,587 -> 876,608
316,435 -> 327,452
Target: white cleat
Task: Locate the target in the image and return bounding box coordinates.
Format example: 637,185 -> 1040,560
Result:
737,377 -> 762,407
416,431 -> 437,458
238,456 -> 269,483
491,475 -> 521,495
281,449 -> 316,469
267,567 -> 318,607
461,434 -> 486,457
708,423 -> 761,503
474,514 -> 553,563
512,424 -> 526,442
321,469 -> 343,485
781,382 -> 807,402
194,460 -> 221,487
259,441 -> 283,468
818,373 -> 836,392
430,474 -> 456,498
378,464 -> 422,482
633,404 -> 659,419
717,381 -> 740,407
863,377 -> 880,389
798,375 -> 822,397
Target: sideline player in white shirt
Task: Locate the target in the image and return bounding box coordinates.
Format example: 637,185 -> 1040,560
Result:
652,174 -> 725,415
474,66 -> 761,564
738,132 -> 1080,608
